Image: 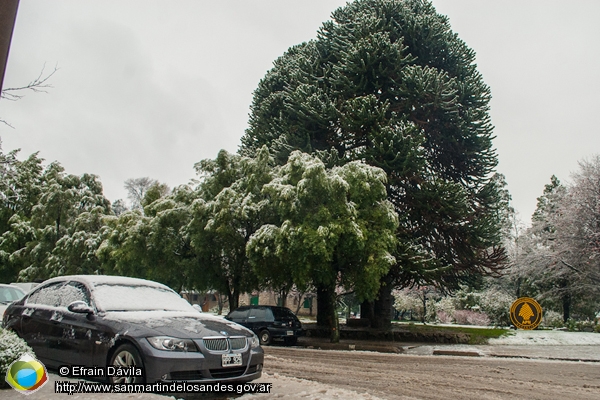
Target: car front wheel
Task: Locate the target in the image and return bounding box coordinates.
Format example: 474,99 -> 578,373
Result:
109,343 -> 145,384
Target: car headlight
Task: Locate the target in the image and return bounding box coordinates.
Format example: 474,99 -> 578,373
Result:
147,336 -> 198,352
250,333 -> 260,349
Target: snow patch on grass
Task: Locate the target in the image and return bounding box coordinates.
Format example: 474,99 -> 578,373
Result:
489,329 -> 600,345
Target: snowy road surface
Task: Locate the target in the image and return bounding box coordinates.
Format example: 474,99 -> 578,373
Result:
254,346 -> 599,399
2,330 -> 599,399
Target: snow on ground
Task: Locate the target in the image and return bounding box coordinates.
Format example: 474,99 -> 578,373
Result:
489,329 -> 600,345
239,372 -> 385,400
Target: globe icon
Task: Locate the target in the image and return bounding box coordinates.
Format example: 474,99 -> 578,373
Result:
15,367 -> 38,389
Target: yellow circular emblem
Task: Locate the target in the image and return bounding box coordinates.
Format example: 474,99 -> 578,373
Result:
510,297 -> 543,330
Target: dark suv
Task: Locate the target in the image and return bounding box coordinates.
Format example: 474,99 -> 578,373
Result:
226,305 -> 303,345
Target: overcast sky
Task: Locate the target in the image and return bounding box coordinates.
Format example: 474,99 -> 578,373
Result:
1,0 -> 599,222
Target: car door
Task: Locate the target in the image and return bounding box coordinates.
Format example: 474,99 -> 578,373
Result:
20,281 -> 67,364
52,281 -> 98,366
247,307 -> 270,333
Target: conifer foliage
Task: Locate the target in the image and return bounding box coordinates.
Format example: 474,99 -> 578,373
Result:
240,0 -> 507,326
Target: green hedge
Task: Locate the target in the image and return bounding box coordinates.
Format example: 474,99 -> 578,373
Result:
0,328 -> 34,389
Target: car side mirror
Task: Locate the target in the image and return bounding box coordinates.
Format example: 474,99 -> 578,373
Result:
67,301 -> 94,315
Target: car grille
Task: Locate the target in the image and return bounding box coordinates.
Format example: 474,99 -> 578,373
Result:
229,337 -> 247,351
209,366 -> 246,379
203,338 -> 228,351
203,336 -> 247,352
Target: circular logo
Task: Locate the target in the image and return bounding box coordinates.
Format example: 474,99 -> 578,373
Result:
510,297 -> 543,330
5,353 -> 48,394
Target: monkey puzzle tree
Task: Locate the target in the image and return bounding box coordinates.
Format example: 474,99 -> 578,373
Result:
240,0 -> 507,328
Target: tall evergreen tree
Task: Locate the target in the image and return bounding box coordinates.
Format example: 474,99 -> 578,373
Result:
240,0 -> 507,327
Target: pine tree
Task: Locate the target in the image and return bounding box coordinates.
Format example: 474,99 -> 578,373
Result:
518,303 -> 534,324
240,0 -> 507,328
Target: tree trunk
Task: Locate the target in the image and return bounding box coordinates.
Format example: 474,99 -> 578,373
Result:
228,288 -> 239,313
316,285 -> 331,326
217,294 -> 224,315
421,293 -> 427,324
372,282 -> 393,329
316,284 -> 340,343
360,300 -> 374,327
278,287 -> 289,308
560,279 -> 571,323
562,293 -> 571,323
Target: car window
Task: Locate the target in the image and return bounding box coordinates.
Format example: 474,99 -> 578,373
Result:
26,282 -> 66,307
58,281 -> 91,308
0,286 -> 25,303
272,307 -> 297,320
228,309 -> 248,320
249,308 -> 269,320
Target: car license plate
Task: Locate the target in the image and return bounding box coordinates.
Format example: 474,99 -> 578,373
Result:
286,331 -> 293,336
222,353 -> 242,367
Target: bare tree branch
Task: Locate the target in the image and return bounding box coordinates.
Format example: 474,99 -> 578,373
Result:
560,259 -> 600,284
0,64 -> 58,128
0,118 -> 14,128
1,63 -> 58,101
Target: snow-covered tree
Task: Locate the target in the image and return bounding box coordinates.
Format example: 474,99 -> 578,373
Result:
0,148 -> 111,282
563,156 -> 600,286
14,164 -> 111,281
247,151 -> 398,342
515,161 -> 600,322
186,147 -> 275,310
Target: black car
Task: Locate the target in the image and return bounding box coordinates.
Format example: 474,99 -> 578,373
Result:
225,305 -> 303,345
2,275 -> 263,384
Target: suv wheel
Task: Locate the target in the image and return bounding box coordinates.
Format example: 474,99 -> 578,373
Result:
259,329 -> 271,345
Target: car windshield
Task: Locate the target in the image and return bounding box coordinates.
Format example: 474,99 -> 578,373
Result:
93,284 -> 193,312
0,286 -> 25,304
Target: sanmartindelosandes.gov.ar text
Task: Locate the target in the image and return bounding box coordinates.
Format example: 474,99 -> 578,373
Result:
55,380 -> 273,395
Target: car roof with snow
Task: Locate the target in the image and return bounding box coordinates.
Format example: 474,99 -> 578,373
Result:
38,275 -> 171,290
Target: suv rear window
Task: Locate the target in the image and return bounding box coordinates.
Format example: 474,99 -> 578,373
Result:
272,307 -> 297,320
228,309 -> 248,319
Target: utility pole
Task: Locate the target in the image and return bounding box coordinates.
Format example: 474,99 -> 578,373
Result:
0,0 -> 20,94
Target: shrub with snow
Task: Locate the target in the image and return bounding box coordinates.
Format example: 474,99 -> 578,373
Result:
0,328 -> 34,389
452,286 -> 512,327
575,319 -> 596,332
477,288 -> 513,327
542,310 -> 564,328
436,310 -> 453,324
452,310 -> 491,326
393,289 -> 422,320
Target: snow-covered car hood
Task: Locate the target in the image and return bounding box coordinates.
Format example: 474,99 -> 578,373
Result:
101,311 -> 253,339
